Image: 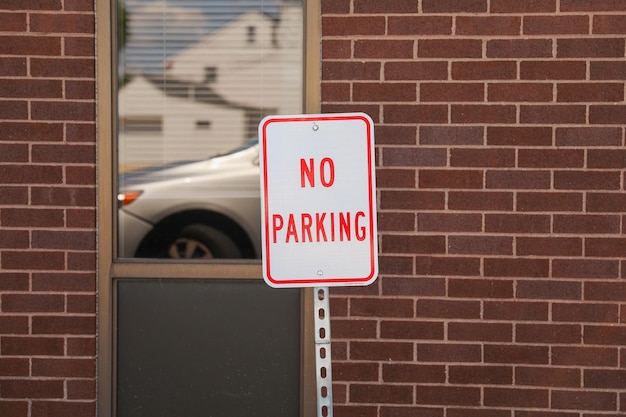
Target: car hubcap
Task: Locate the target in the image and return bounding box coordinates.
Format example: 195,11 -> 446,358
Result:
168,238 -> 214,259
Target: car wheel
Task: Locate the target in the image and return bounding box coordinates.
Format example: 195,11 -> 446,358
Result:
166,224 -> 242,259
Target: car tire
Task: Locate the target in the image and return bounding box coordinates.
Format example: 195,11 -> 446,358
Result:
166,224 -> 242,259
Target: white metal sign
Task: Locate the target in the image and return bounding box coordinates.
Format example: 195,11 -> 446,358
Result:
259,113 -> 378,288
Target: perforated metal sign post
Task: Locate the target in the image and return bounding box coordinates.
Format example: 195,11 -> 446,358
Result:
259,113 -> 379,417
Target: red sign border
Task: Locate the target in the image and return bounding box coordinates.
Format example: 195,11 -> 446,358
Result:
260,113 -> 377,287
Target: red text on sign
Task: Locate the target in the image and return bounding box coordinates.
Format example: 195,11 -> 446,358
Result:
272,211 -> 367,243
300,157 -> 335,188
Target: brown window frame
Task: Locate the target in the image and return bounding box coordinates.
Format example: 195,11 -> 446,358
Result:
96,0 -> 321,415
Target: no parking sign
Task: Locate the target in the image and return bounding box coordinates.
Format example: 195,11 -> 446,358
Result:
259,113 -> 378,288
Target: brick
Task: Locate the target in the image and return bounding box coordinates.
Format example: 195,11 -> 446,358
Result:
419,126 -> 484,146
0,79 -> 62,99
322,61 -> 380,81
378,212 -> 415,232
2,251 -> 65,270
591,61 -> 626,80
2,0 -> 61,9
521,149 -> 585,168
0,143 -> 28,162
488,83 -> 553,102
0,358 -> 29,376
67,294 -> 95,314
422,0 -> 487,13
485,258 -> 549,278
31,13 -> 93,33
378,256 -> 413,275
321,82 -> 349,102
517,323 -> 582,344
382,235 -> 445,254
1,208 -> 64,227
0,57 -> 26,76
449,322 -> 512,342
66,0 -> 94,11
590,105 -> 626,124
588,150 -> 626,169
0,230 -> 28,249
452,104 -> 517,123
384,104 -> 448,124
552,346 -> 617,367
333,362 -> 378,382
32,272 -> 95,292
558,82 -> 624,102
457,16 -> 520,35
354,0 -> 418,13
0,316 -> 29,334
556,127 -> 623,146
517,236 -> 582,256
585,281 -> 626,301
67,337 -> 95,356
418,213 -> 482,232
553,259 -> 619,279
384,147 -> 446,167
31,186 -> 95,206
521,61 -> 586,80
67,252 -> 96,272
66,80 -> 95,100
555,171 -> 621,190
335,405 -> 376,417
415,256 -> 481,276
551,390 -> 616,411
451,60 -> 517,81
491,0 -> 556,12
380,190 -> 445,210
450,148 -> 515,167
355,81 -> 416,103
1,294 -> 64,313
585,369 -> 626,388
448,235 -> 513,255
554,214 -> 621,234
67,166 -> 96,186
376,125 -> 417,145
586,237 -> 626,257
449,278 -> 514,299
417,343 -> 482,363
0,36 -> 61,55
419,170 -> 483,189
380,320 -> 444,340
383,363 -> 446,384
0,12 -> 26,31
417,299 -> 480,319
449,365 -> 512,385
354,40 -> 414,59
0,122 -> 63,142
32,230 -> 95,250
64,36 -> 95,56
382,277 -> 445,297
0,273 -> 29,291
350,298 -> 414,318
486,170 -> 551,189
67,379 -> 95,400
485,214 -> 551,233
487,39 -> 553,58
418,39 -> 483,58
484,301 -> 548,321
388,16 -> 452,36
520,105 -> 586,124
558,38 -> 625,58
587,192 -> 626,212
1,336 -> 65,356
0,380 -> 63,399
32,315 -> 95,335
517,192 -> 583,212
420,83 -> 484,102
524,15 -> 589,34
585,325 -> 626,345
487,126 -> 552,146
32,358 -> 95,378
31,101 -> 95,121
485,388 -> 549,408
321,40 -> 349,60
448,191 -> 513,211
517,280 -> 581,300
321,0 -> 350,13
376,169 -> 416,189
0,100 -> 27,119
385,61 -> 448,81
0,186 -> 28,205
351,384 -> 413,404
553,303 -> 619,323
561,0 -> 626,11
350,342 -> 413,361
416,386 -> 480,406
322,16 -> 385,36
32,401 -> 95,417
485,344 -> 549,364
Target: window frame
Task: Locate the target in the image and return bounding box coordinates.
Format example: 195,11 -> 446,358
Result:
96,0 -> 320,415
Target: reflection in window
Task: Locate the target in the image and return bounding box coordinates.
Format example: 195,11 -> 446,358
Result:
116,0 -> 304,260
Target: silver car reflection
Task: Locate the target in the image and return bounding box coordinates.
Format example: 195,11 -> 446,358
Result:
118,141 -> 261,259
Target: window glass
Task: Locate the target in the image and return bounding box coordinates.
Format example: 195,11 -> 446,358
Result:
116,0 -> 304,260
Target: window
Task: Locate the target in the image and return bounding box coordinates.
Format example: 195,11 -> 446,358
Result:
97,0 -> 320,415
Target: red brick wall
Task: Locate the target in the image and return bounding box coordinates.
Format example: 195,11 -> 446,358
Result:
322,0 -> 626,416
0,1 -> 96,416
